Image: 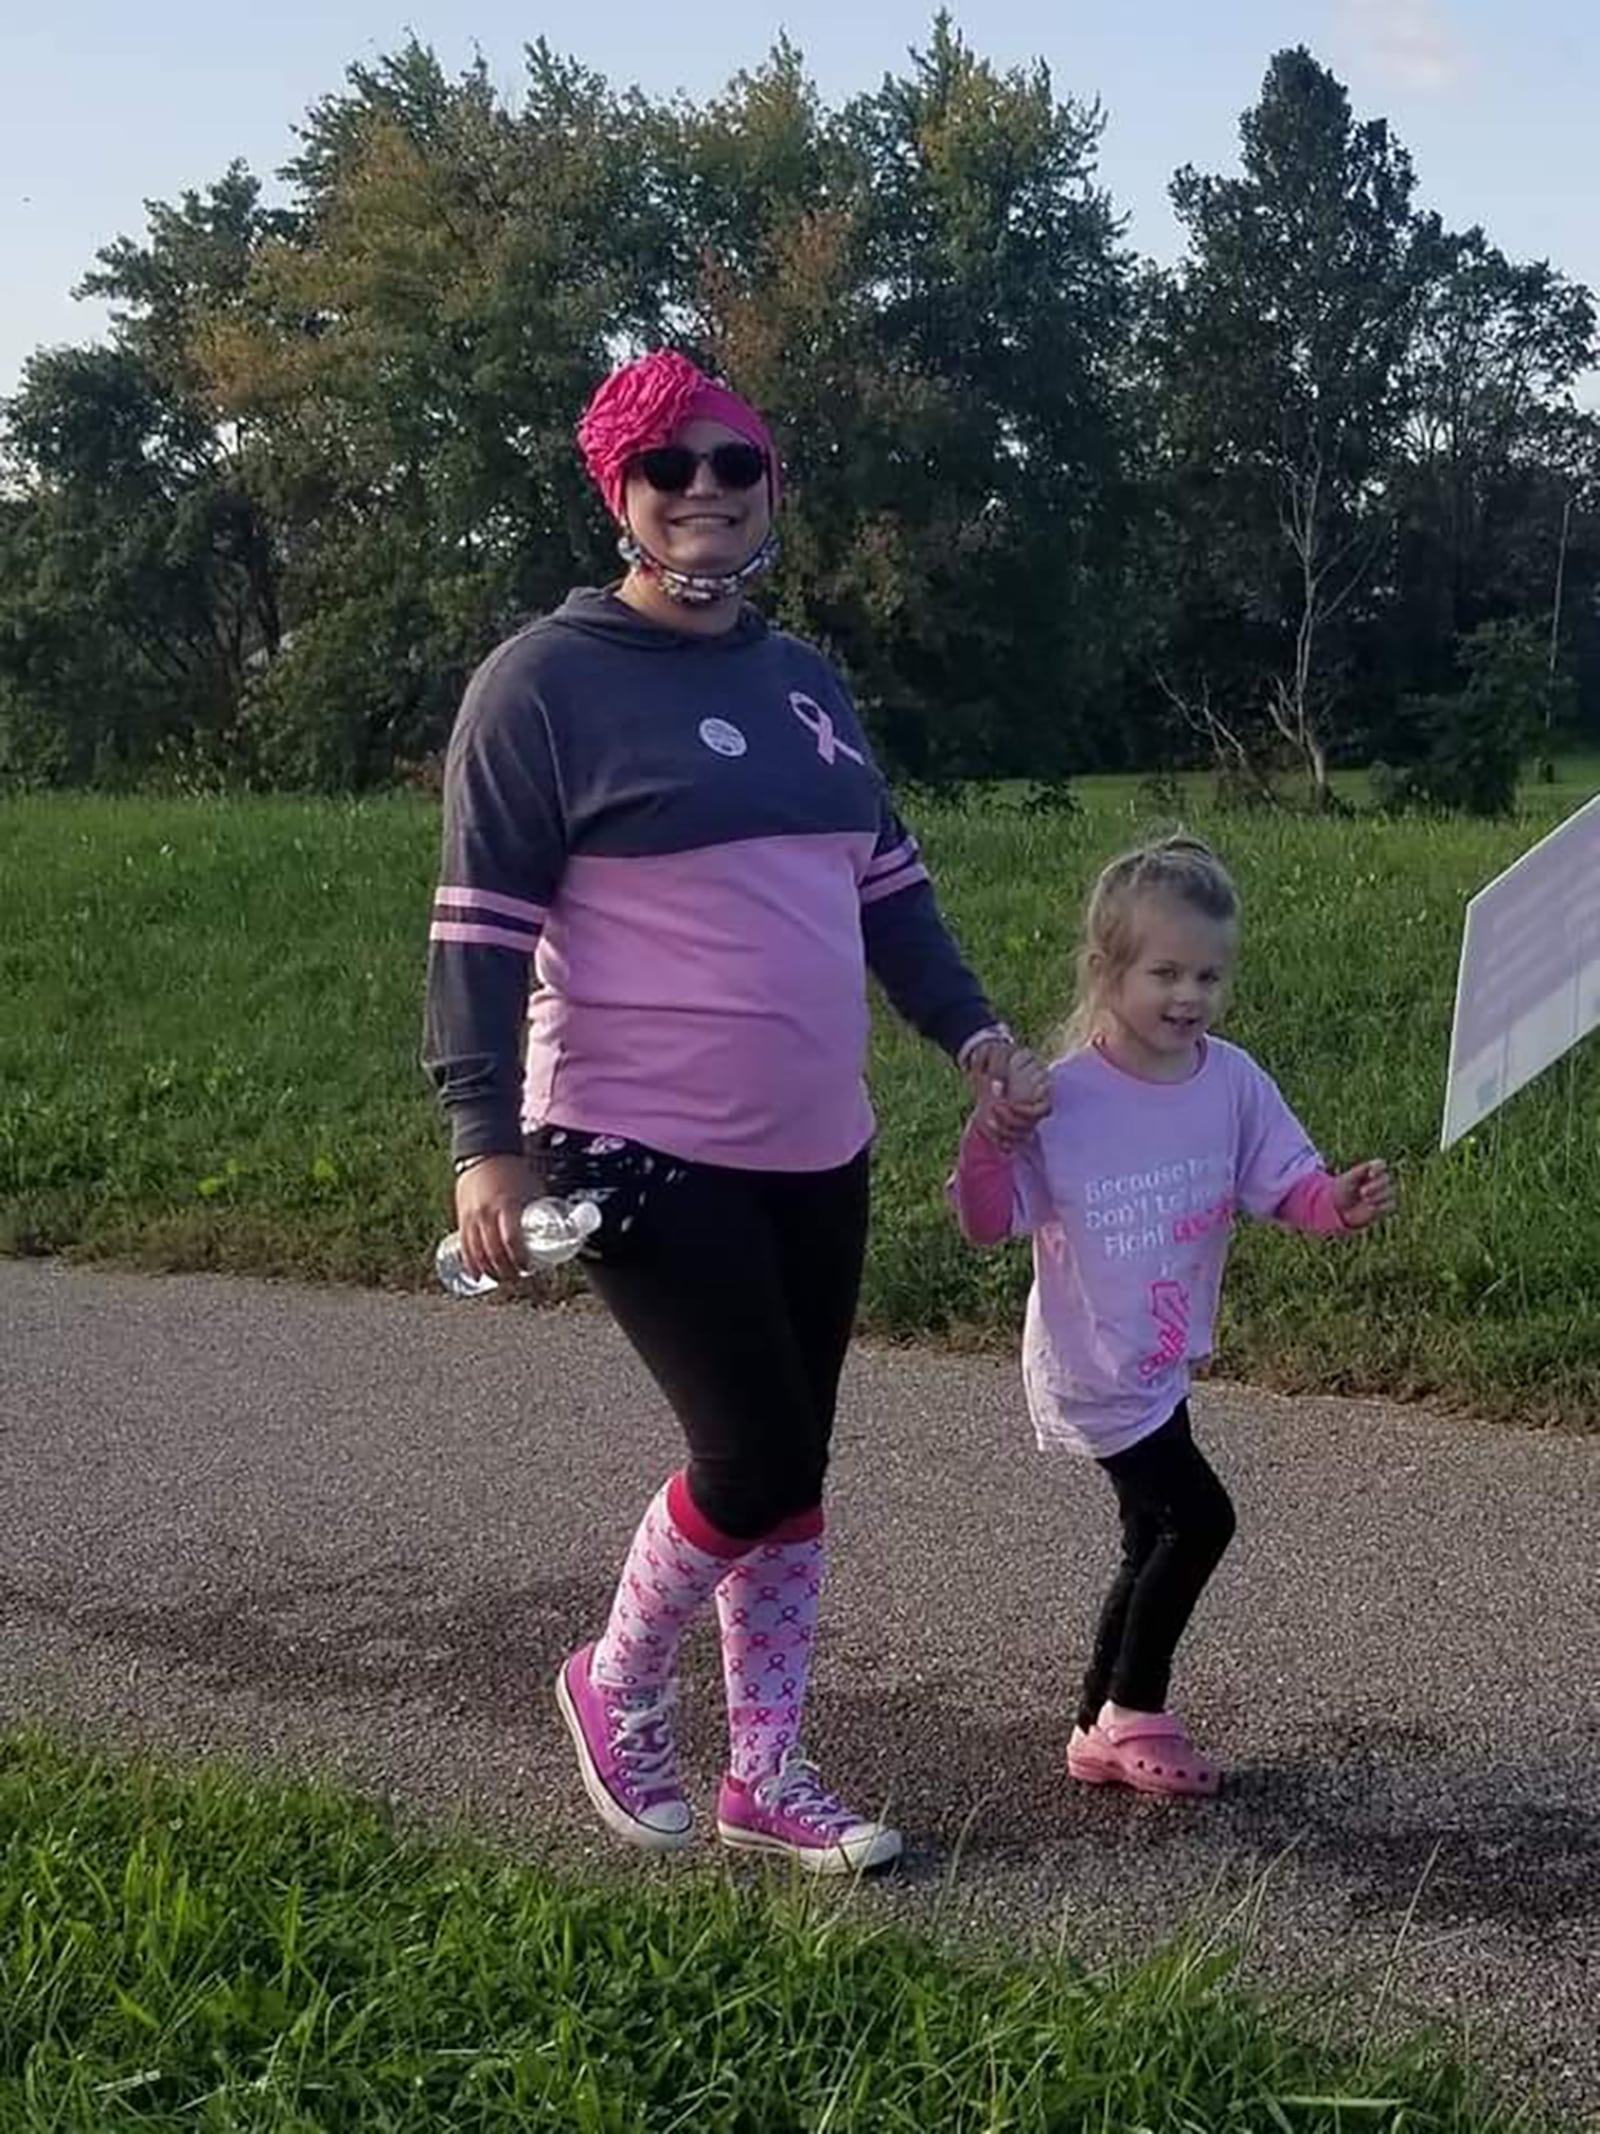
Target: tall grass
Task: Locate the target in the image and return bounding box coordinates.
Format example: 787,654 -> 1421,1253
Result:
0,1731 -> 1552,2132
3,779 -> 1597,1424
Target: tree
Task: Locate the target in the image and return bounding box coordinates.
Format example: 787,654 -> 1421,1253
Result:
198,40 -> 675,782
676,19 -> 1138,779
1382,226 -> 1597,718
2,344 -> 254,778
0,170 -> 290,778
844,17 -> 1139,776
1152,49 -> 1423,802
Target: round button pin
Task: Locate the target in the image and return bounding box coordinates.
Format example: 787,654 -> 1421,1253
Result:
699,718 -> 748,758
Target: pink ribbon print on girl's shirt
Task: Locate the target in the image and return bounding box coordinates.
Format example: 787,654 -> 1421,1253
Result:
1138,1277 -> 1191,1385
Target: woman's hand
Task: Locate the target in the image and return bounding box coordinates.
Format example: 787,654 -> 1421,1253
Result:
967,1041 -> 1051,1152
455,1154 -> 536,1282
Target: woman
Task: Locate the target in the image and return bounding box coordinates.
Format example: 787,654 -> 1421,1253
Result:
424,348 -> 1045,1871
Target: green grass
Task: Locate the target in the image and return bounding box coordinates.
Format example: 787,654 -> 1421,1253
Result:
0,1731 -> 1553,2131
3,775 -> 1599,1425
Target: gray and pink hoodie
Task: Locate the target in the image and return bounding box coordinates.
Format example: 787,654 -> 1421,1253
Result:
423,589 -> 997,1172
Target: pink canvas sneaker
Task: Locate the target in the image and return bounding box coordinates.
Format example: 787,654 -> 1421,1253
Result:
555,1642 -> 694,1850
715,1750 -> 901,1873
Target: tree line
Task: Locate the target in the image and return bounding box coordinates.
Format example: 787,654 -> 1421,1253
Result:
2,22 -> 1595,808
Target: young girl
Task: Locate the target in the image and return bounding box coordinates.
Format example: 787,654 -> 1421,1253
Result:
951,834 -> 1392,1797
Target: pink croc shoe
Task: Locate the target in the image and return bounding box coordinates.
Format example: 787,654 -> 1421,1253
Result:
1067,1710 -> 1222,1798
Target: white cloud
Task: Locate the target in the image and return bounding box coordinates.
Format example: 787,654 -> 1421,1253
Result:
1333,0 -> 1468,94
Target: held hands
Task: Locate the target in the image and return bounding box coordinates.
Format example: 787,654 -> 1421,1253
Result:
1331,1158 -> 1395,1231
454,1154 -> 537,1283
967,1040 -> 1051,1154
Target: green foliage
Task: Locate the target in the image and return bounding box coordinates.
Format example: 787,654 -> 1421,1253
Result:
1,29 -> 1597,794
1375,620 -> 1566,817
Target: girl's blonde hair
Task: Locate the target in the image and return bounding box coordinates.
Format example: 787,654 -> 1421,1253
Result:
1059,833 -> 1239,1051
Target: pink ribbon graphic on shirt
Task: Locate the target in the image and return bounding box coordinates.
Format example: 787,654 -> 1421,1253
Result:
790,691 -> 865,767
1138,1278 -> 1191,1385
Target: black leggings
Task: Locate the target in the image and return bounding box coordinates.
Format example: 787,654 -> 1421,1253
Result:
1078,1402 -> 1236,1728
530,1129 -> 871,1541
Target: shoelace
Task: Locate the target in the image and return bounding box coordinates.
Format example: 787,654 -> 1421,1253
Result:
759,1753 -> 858,1834
606,1686 -> 678,1791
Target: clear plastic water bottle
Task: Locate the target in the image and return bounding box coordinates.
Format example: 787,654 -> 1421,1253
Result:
434,1196 -> 602,1296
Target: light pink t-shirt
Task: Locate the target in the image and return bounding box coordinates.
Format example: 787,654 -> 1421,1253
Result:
959,1038 -> 1326,1459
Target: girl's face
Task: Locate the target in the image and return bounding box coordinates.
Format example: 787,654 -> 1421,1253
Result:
1097,895 -> 1236,1079
621,417 -> 773,580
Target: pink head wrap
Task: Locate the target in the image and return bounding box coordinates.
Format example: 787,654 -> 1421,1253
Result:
576,349 -> 780,523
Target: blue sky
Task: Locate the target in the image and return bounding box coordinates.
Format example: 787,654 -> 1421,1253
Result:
2,0 -> 1595,400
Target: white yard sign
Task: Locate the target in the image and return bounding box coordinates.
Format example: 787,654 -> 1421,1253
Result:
1441,791 -> 1600,1149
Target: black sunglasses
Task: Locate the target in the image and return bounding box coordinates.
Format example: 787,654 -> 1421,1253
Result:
634,442 -> 769,494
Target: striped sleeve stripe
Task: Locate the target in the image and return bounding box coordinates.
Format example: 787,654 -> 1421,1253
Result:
428,920 -> 541,954
860,861 -> 931,907
862,836 -> 920,884
433,885 -> 549,926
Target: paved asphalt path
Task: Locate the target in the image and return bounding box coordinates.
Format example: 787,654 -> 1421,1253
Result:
4,1258 -> 1599,2117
